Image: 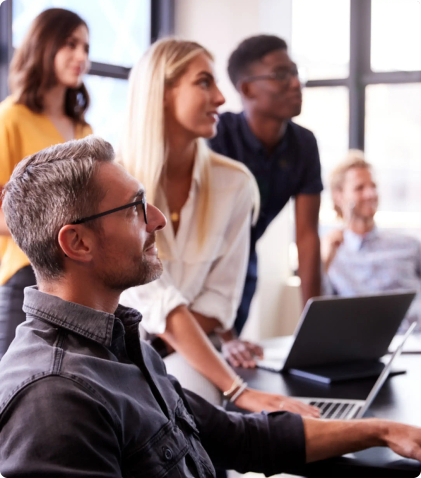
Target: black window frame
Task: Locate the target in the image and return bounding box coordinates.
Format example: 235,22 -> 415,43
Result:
300,0 -> 421,151
0,0 -> 174,100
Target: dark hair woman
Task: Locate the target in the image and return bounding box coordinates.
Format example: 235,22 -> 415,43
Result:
0,8 -> 93,358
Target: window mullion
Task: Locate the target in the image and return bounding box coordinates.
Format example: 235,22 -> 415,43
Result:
349,0 -> 371,150
0,0 -> 13,101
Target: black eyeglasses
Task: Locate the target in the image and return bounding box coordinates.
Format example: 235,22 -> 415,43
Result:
241,64 -> 301,84
72,196 -> 148,225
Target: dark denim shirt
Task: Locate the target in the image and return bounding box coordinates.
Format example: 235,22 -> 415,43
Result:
0,286 -> 305,477
209,112 -> 323,279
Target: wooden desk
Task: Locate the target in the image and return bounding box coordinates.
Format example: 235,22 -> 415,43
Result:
236,340 -> 421,477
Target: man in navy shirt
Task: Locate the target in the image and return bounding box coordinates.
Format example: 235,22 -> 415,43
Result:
209,35 -> 323,338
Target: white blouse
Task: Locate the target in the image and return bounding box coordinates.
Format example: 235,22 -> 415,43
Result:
120,148 -> 256,334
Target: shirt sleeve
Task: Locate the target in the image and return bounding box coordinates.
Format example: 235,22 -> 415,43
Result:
0,376 -> 123,478
120,268 -> 189,335
189,175 -> 254,330
296,131 -> 323,196
0,110 -> 22,186
168,376 -> 306,475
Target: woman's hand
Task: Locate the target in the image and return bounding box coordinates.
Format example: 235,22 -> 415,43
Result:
221,339 -> 264,368
234,388 -> 320,418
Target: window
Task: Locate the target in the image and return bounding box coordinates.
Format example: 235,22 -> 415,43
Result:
294,86 -> 349,220
292,0 -> 421,235
371,0 -> 421,72
12,0 -> 151,67
10,0 -> 151,148
1,0 -> 174,148
292,0 -> 350,80
292,0 -> 351,225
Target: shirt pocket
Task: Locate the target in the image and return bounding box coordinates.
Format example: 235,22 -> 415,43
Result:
122,420 -> 190,478
183,234 -> 225,265
181,235 -> 226,300
174,401 -> 216,478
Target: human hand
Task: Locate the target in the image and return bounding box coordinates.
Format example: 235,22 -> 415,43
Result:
321,229 -> 344,271
381,421 -> 421,461
221,339 -> 264,368
235,388 -> 320,418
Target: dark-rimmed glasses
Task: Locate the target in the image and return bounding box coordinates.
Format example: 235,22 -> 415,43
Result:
241,64 -> 301,85
72,196 -> 148,225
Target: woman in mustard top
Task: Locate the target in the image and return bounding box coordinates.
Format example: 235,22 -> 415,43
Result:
0,8 -> 92,358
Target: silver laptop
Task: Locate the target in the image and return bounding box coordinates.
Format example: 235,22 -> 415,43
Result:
296,322 -> 416,420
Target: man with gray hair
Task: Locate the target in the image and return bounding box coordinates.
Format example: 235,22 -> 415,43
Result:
1,136 -> 421,477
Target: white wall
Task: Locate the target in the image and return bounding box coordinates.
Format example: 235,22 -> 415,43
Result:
175,0 -> 299,339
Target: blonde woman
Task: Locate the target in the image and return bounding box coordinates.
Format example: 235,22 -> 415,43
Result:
120,38 -> 318,416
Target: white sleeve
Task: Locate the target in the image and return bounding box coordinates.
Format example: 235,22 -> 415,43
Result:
190,178 -> 253,330
120,268 -> 188,334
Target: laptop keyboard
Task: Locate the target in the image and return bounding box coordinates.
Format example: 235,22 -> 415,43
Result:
310,400 -> 362,419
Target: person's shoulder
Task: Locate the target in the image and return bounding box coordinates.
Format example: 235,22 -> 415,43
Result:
208,148 -> 256,195
212,111 -> 243,140
0,96 -> 33,125
289,120 -> 317,142
217,111 -> 242,129
379,230 -> 421,248
77,122 -> 94,138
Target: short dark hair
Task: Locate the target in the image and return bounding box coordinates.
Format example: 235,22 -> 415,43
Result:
9,8 -> 90,123
2,136 -> 114,282
228,35 -> 288,89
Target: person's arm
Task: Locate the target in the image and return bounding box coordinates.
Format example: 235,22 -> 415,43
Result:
295,193 -> 321,305
188,175 -> 264,368
190,311 -> 263,369
179,383 -> 421,474
303,417 -> 421,463
189,175 -> 253,331
321,229 -> 344,272
160,305 -> 236,391
161,305 -> 318,416
0,376 -> 122,477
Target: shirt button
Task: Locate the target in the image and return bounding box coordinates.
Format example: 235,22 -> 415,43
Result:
163,447 -> 173,461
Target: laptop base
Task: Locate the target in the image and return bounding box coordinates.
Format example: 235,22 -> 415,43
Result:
286,360 -> 406,384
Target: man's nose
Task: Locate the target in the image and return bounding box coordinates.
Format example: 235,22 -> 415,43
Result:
146,204 -> 167,232
289,74 -> 301,90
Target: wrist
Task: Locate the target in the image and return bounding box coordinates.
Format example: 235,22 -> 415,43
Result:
363,418 -> 389,447
217,328 -> 237,343
373,419 -> 392,447
233,387 -> 252,408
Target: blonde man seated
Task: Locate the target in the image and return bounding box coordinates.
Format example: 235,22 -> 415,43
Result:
322,150 -> 421,332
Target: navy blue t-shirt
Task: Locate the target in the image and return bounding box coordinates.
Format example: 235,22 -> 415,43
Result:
209,111 -> 323,280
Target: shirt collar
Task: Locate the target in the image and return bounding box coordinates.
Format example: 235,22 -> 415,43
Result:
343,226 -> 379,252
239,112 -> 291,155
192,139 -> 205,187
23,286 -> 142,347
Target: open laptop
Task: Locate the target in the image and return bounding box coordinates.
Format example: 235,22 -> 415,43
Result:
257,292 -> 415,382
296,322 -> 416,419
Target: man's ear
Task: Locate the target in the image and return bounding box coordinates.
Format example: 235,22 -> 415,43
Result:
58,225 -> 94,263
239,80 -> 255,100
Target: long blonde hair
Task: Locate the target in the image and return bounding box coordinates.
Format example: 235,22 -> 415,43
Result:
119,38 -> 259,251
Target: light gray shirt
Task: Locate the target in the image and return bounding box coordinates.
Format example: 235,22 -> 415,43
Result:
324,228 -> 421,331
